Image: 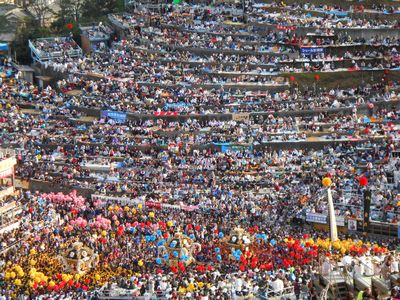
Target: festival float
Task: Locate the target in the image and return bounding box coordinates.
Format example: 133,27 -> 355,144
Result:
157,228 -> 202,267
58,241 -> 99,274
220,227 -> 257,260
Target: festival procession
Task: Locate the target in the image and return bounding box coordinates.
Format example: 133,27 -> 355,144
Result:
0,0 -> 398,299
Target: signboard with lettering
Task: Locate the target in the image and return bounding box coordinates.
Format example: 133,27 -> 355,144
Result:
232,113 -> 250,121
306,213 -> 327,224
101,110 -> 127,123
306,213 -> 345,226
300,47 -> 325,56
336,216 -> 345,227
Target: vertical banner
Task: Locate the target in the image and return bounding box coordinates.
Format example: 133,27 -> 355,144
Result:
363,190 -> 372,231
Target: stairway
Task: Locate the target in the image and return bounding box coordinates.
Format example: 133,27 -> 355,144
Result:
354,274 -> 372,292
330,281 -> 349,300
372,276 -> 391,296
319,271 -> 350,300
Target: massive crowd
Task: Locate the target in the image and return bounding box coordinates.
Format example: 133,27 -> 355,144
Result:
0,0 -> 400,299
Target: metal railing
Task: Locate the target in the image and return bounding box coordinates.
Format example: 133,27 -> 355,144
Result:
262,285 -> 295,299
29,38 -> 83,63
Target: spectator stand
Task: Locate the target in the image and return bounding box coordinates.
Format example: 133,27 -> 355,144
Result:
28,37 -> 83,64
0,149 -> 20,234
80,23 -> 113,53
108,13 -> 147,39
0,149 -> 16,196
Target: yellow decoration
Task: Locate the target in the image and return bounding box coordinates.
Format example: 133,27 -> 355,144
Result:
131,208 -> 136,214
62,274 -> 71,282
74,274 -> 80,281
167,221 -> 173,227
10,272 -> 16,279
187,283 -> 195,292
48,281 -> 55,287
14,265 -> 22,272
138,204 -> 143,209
29,249 -> 37,255
138,260 -> 144,267
95,274 -> 101,281
30,259 -> 36,266
124,206 -> 130,212
149,212 -> 155,218
322,177 -> 332,187
101,230 -> 107,236
14,279 -> 21,286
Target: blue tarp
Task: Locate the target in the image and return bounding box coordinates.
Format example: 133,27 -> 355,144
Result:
363,117 -> 371,124
324,11 -> 348,17
0,43 -> 8,52
384,10 -> 400,15
212,142 -> 253,153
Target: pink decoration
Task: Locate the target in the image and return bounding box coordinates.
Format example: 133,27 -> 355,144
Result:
40,191 -> 86,210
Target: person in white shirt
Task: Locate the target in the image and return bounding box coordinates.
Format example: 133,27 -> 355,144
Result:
353,260 -> 364,276
363,257 -> 375,276
341,254 -> 353,269
234,275 -> 243,294
322,258 -> 333,275
270,276 -> 284,295
391,256 -> 399,273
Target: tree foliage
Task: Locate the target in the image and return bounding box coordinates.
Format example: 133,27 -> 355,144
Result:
27,0 -> 54,27
80,0 -> 119,21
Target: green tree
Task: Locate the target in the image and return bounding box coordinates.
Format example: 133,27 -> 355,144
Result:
27,0 -> 54,27
81,0 -> 118,20
12,17 -> 51,64
56,0 -> 84,23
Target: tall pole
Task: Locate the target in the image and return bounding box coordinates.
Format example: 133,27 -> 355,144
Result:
327,187 -> 338,241
322,177 -> 337,241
